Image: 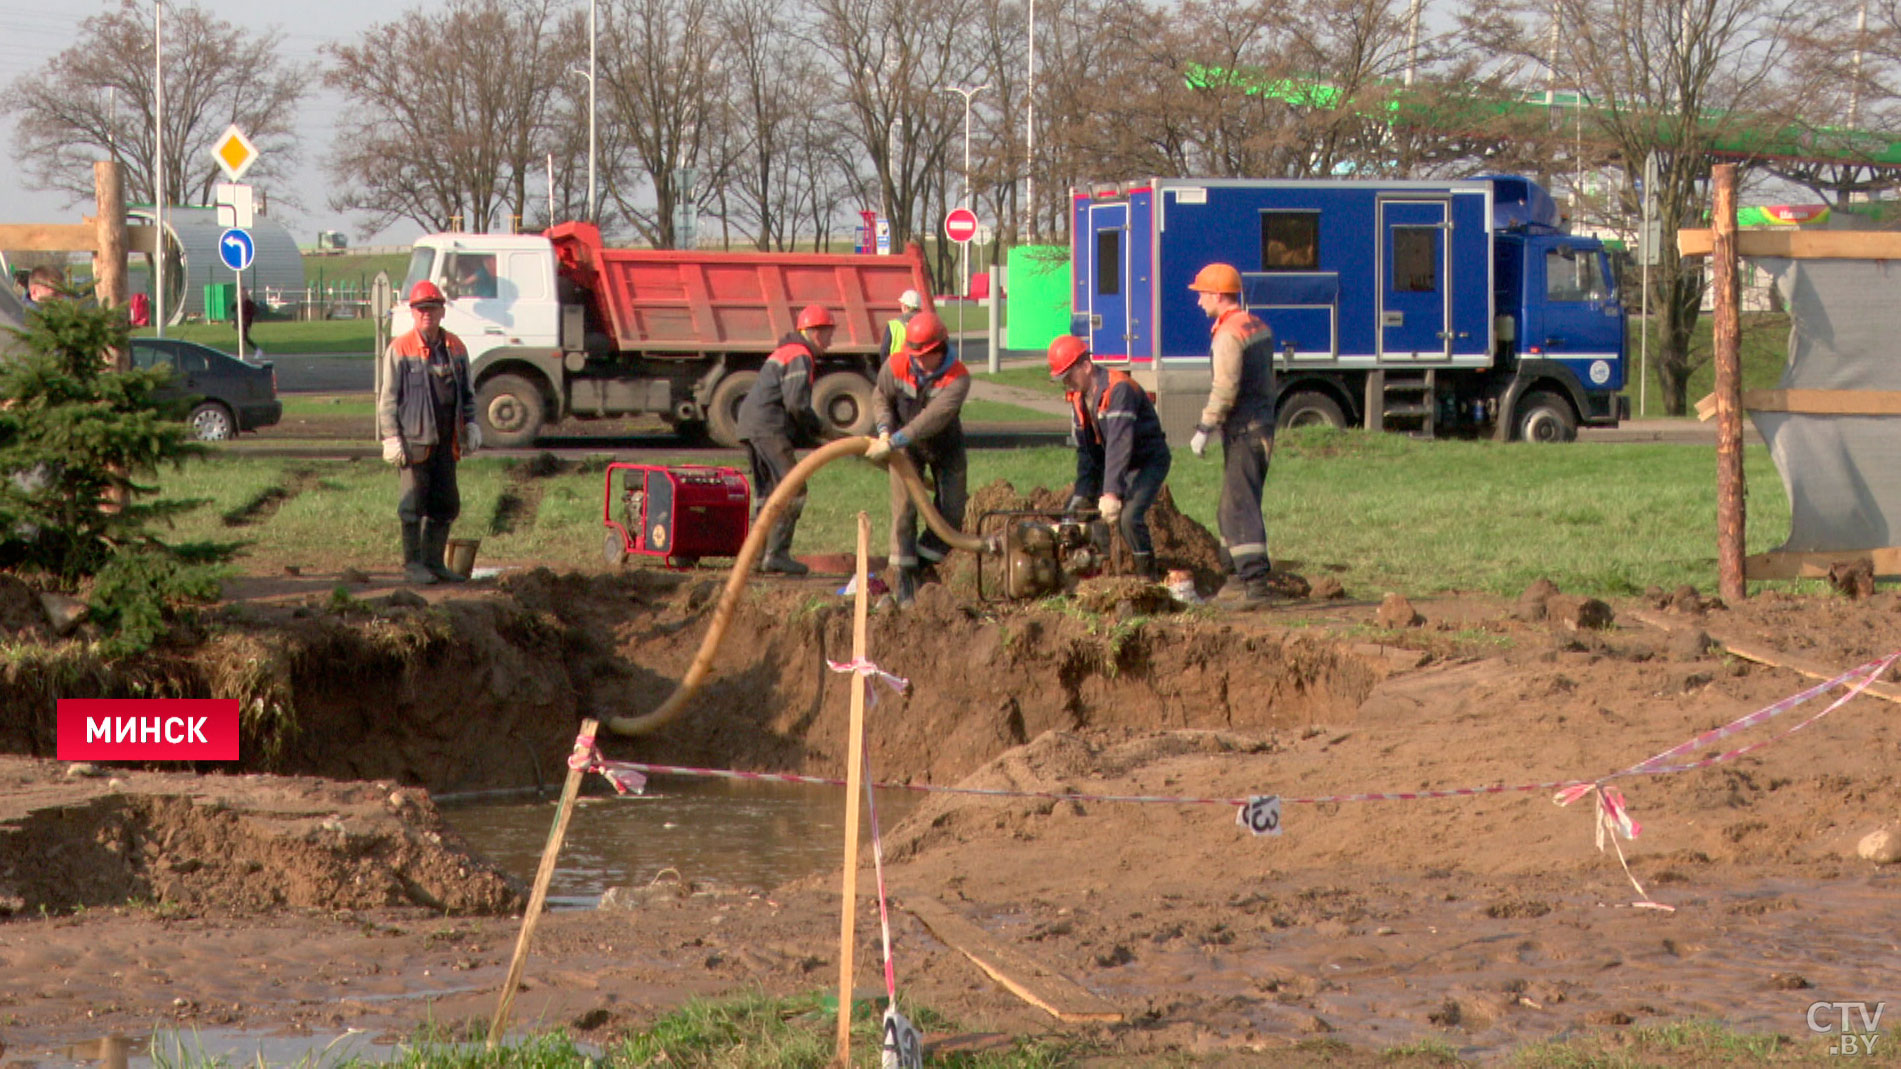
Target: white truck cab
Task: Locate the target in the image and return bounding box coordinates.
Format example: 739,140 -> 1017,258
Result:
395,234 -> 561,362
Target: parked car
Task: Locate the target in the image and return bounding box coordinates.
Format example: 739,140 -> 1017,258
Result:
129,339 -> 281,441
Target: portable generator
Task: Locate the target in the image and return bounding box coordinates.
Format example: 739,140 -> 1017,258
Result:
602,463 -> 750,568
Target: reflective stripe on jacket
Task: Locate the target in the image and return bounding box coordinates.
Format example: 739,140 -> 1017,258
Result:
738,336 -> 820,442
1201,308 -> 1276,433
1069,367 -> 1169,500
375,327 -> 474,454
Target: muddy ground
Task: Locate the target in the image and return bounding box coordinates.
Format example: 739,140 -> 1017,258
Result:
1,495 -> 1899,1063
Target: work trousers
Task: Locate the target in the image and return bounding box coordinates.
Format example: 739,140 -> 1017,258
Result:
744,433 -> 805,555
889,446 -> 967,570
397,442 -> 461,525
1217,422 -> 1273,582
1115,453 -> 1172,557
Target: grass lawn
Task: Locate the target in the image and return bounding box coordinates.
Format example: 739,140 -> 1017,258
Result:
158,427 -> 1795,599
133,318 -> 378,356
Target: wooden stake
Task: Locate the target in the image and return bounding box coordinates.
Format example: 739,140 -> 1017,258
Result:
835,512 -> 872,1064
1711,164 -> 1746,604
488,717 -> 597,1048
92,162 -> 129,367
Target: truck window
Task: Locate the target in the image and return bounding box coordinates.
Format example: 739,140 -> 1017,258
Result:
1545,248 -> 1607,302
447,254 -> 498,299
1095,230 -> 1121,296
403,248 -> 435,296
1392,228 -> 1438,292
1261,212 -> 1319,271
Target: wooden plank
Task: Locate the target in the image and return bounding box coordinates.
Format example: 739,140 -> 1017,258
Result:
1628,609 -> 1901,705
1679,228 -> 1901,260
1739,389 -> 1901,416
0,223 -> 97,252
833,512 -> 872,1063
1743,547 -> 1901,580
903,896 -> 1123,1023
1712,165 -> 1745,604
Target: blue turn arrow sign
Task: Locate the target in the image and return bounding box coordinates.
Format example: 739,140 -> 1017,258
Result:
218,228 -> 256,272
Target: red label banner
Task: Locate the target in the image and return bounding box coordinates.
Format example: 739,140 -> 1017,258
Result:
56,699 -> 241,761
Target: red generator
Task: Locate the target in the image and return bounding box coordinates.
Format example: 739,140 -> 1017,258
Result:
603,463 -> 751,568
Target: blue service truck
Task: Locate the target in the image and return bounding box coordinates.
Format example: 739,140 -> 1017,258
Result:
1070,175 -> 1628,442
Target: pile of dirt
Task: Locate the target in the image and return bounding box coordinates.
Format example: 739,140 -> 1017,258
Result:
0,758 -> 522,917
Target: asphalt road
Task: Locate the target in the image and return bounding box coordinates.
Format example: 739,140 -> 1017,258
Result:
268,353 -> 1745,448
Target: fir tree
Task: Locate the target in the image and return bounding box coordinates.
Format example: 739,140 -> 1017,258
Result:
0,298 -> 234,652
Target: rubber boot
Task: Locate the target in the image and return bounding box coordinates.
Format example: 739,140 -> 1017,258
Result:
1133,552 -> 1160,582
1212,576 -> 1250,605
1243,575 -> 1277,607
893,566 -> 919,606
422,520 -> 467,583
758,520 -> 809,576
401,522 -> 437,586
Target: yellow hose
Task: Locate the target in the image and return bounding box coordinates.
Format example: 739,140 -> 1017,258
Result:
606,436 -> 986,737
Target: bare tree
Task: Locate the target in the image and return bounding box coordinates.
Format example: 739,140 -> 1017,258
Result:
3,0 -> 307,209
1468,0 -> 1819,415
597,0 -> 728,248
717,0 -> 839,249
324,0 -> 571,236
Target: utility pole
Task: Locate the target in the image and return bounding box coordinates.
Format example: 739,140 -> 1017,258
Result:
941,83 -> 988,359
1024,0 -> 1036,240
153,0 -> 165,336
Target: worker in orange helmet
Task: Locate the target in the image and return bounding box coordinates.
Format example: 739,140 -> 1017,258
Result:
1188,263 -> 1279,607
376,279 -> 480,585
1047,335 -> 1171,581
864,310 -> 969,605
736,303 -> 836,576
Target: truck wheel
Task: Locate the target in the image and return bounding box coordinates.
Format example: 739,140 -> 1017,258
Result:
1277,392 -> 1346,431
813,372 -> 876,439
1514,392 -> 1578,443
707,371 -> 757,449
477,374 -> 545,448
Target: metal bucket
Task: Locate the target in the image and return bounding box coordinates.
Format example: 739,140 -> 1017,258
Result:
446,538 -> 481,578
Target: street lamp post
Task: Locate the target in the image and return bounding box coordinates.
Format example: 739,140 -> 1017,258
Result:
1024,0 -> 1036,241
940,83 -> 988,362
153,0 -> 165,336
587,0 -> 597,220
570,58 -> 597,223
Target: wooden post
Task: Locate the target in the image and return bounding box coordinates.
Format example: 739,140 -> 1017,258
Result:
93,161 -> 130,371
834,512 -> 872,1064
488,717 -> 597,1048
1711,164 -> 1746,604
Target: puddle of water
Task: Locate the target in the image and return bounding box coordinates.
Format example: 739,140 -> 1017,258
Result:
443,774 -> 924,908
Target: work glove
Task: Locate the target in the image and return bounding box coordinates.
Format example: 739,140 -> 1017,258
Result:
1189,425 -> 1213,458
382,436 -> 406,466
864,433 -> 893,466
464,421 -> 482,452
1098,494 -> 1123,525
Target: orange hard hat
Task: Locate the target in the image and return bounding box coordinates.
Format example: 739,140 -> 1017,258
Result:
407,280 -> 448,307
1188,263 -> 1243,295
903,311 -> 948,355
1046,335 -> 1089,378
796,305 -> 836,331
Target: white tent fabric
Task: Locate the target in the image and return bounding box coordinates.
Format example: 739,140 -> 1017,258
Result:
1752,258 -> 1901,554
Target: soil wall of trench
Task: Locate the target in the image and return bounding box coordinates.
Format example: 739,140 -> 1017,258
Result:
0,569 -> 1390,796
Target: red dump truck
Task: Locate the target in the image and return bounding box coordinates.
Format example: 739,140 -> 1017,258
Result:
395,222 -> 934,447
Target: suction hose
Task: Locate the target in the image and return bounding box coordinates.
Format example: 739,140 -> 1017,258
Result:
606,435 -> 987,737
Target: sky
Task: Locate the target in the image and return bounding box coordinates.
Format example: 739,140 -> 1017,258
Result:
1,0 -> 429,249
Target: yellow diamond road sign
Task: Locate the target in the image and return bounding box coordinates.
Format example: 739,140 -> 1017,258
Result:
212,124 -> 258,182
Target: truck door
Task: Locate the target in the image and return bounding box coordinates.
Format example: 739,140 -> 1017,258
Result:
1378,199 -> 1452,359
1086,202 -> 1131,359
1531,240 -> 1625,390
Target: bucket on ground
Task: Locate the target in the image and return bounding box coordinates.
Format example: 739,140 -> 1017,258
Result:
446,538 -> 481,577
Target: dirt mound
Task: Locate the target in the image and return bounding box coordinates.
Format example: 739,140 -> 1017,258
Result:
0,758 -> 522,917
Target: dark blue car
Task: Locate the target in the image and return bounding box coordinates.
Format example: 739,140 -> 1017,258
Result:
130,338 -> 282,441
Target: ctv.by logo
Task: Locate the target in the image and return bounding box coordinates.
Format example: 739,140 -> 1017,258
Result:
1808,1001 -> 1885,1056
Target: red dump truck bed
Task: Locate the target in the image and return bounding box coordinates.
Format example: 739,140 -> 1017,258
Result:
547,222 -> 932,357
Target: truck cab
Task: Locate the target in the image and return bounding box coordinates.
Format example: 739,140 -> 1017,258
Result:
396,235 -> 562,363
1492,229 -> 1627,439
